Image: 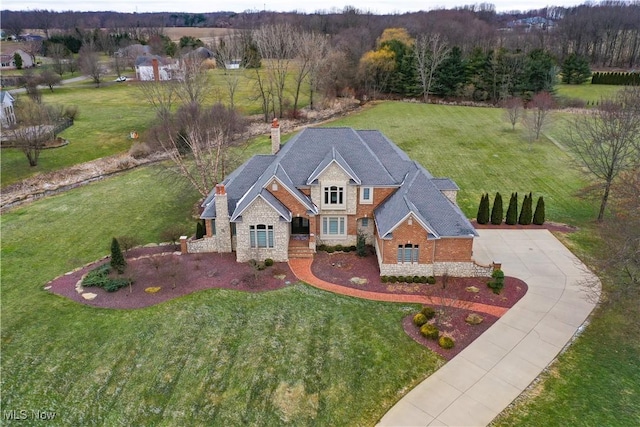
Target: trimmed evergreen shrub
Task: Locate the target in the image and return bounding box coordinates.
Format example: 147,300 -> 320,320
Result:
335,244 -> 344,252
381,275 -> 389,283
82,264 -> 130,292
519,192 -> 533,225
419,276 -> 428,283
420,306 -> 436,320
397,276 -> 406,283
438,336 -> 455,349
420,324 -> 439,340
388,276 -> 398,283
506,192 -> 518,225
476,193 -> 490,224
357,232 -> 367,257
110,237 -> 127,274
413,275 -> 421,283
490,192 -> 503,225
488,269 -> 505,294
413,313 -> 428,327
195,220 -> 205,239
533,196 -> 545,225
264,258 -> 274,267
426,276 -> 436,284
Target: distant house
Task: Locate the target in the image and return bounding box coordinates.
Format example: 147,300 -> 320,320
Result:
0,49 -> 34,69
134,55 -> 178,81
224,59 -> 242,70
0,90 -> 16,127
185,123 -> 492,278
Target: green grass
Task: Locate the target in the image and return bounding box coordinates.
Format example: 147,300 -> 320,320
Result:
329,101 -> 597,226
1,164 -> 438,426
555,83 -> 621,104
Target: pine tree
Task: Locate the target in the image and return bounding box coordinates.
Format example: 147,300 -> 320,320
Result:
505,192 -> 518,225
477,193 -> 490,224
490,192 -> 503,225
110,237 -> 127,274
195,220 -> 205,239
561,53 -> 591,85
533,196 -> 546,225
519,192 -> 533,225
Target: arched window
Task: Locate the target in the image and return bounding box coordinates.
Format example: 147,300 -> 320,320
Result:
250,224 -> 274,248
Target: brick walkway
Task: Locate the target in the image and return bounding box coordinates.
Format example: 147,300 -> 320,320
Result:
288,258 -> 508,317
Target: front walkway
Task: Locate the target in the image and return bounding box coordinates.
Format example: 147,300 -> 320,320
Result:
377,229 -> 600,426
288,259 -> 508,317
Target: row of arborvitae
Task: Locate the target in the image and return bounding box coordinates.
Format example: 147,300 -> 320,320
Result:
591,71 -> 640,85
381,275 -> 436,284
477,192 -> 545,225
412,306 -> 455,350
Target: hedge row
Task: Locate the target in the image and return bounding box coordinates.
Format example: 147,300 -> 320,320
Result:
381,275 -> 436,284
591,72 -> 640,85
317,244 -> 357,253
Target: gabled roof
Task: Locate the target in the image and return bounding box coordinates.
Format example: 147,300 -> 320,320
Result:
0,90 -> 15,105
306,147 -> 361,185
231,188 -> 291,222
375,162 -> 477,239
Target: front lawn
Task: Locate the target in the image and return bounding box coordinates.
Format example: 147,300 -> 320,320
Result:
0,165 -> 438,425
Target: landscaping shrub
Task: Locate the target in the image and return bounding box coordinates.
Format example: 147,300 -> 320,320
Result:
490,192 -> 503,225
129,142 -> 152,159
488,269 -> 505,294
82,264 -> 130,292
519,192 -> 533,225
413,313 -> 428,327
160,225 -> 187,248
317,244 -> 327,252
388,276 -> 398,283
419,276 -> 428,283
420,324 -> 439,340
356,232 -> 367,257
413,275 -> 421,283
264,258 -> 274,267
465,313 -> 484,325
506,192 -> 518,225
438,336 -> 455,349
325,246 -> 335,253
426,276 -> 436,285
110,237 -> 126,274
381,275 -> 389,283
349,245 -> 357,252
533,196 -> 545,225
63,105 -> 80,121
116,235 -> 141,253
476,193 -> 490,224
335,244 -> 344,252
397,276 -> 406,283
420,306 -> 436,320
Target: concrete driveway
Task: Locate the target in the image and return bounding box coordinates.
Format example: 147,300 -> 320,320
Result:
378,229 -> 600,427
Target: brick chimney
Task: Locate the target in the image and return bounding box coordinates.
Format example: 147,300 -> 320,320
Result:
152,58 -> 160,82
214,184 -> 232,252
271,118 -> 281,154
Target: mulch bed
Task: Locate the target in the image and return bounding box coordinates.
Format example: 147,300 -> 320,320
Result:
311,250 -> 527,361
46,246 -> 297,309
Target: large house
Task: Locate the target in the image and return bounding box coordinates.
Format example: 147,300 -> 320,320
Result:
184,122 -> 491,277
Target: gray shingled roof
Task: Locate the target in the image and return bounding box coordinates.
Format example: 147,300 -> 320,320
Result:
201,127 -> 475,239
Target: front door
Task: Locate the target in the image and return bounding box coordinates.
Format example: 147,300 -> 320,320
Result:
291,217 -> 310,235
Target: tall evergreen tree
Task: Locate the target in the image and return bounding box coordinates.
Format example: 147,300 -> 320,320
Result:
476,193 -> 490,224
519,192 -> 533,225
490,192 -> 503,225
533,196 -> 546,225
506,192 -> 518,225
561,53 -> 591,84
433,46 -> 467,97
110,237 -> 127,274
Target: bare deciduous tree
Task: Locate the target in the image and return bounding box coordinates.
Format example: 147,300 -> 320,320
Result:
78,43 -> 106,87
565,87 -> 640,221
292,31 -> 329,114
49,43 -> 71,76
522,91 -> 555,142
7,99 -> 61,167
415,33 -> 450,103
213,32 -> 245,109
253,24 -> 298,119
503,97 -> 524,130
149,103 -> 246,197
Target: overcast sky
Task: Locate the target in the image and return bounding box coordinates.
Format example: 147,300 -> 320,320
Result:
3,1 -> 589,15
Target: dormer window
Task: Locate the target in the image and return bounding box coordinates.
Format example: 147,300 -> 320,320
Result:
360,187 -> 373,204
323,185 -> 345,208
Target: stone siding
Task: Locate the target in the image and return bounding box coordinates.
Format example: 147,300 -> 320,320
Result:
235,197 -> 289,262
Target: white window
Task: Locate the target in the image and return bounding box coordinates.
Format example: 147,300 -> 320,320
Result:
322,216 -> 346,236
250,224 -> 274,248
360,186 -> 373,204
323,185 -> 345,208
397,244 -> 419,264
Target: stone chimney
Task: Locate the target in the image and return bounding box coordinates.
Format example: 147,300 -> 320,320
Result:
271,118 -> 281,154
152,58 -> 160,82
214,184 -> 232,252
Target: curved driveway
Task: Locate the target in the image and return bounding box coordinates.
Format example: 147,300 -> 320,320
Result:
378,229 -> 600,426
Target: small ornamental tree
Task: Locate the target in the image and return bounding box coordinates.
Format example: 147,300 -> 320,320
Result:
506,192 -> 518,225
195,220 -> 205,239
533,196 -> 546,225
519,192 -> 533,225
14,52 -> 23,69
476,193 -> 490,224
110,237 -> 127,274
490,192 -> 503,225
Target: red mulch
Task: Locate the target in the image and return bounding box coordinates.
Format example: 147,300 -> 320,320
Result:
46,247 -> 297,309
311,250 -> 527,361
